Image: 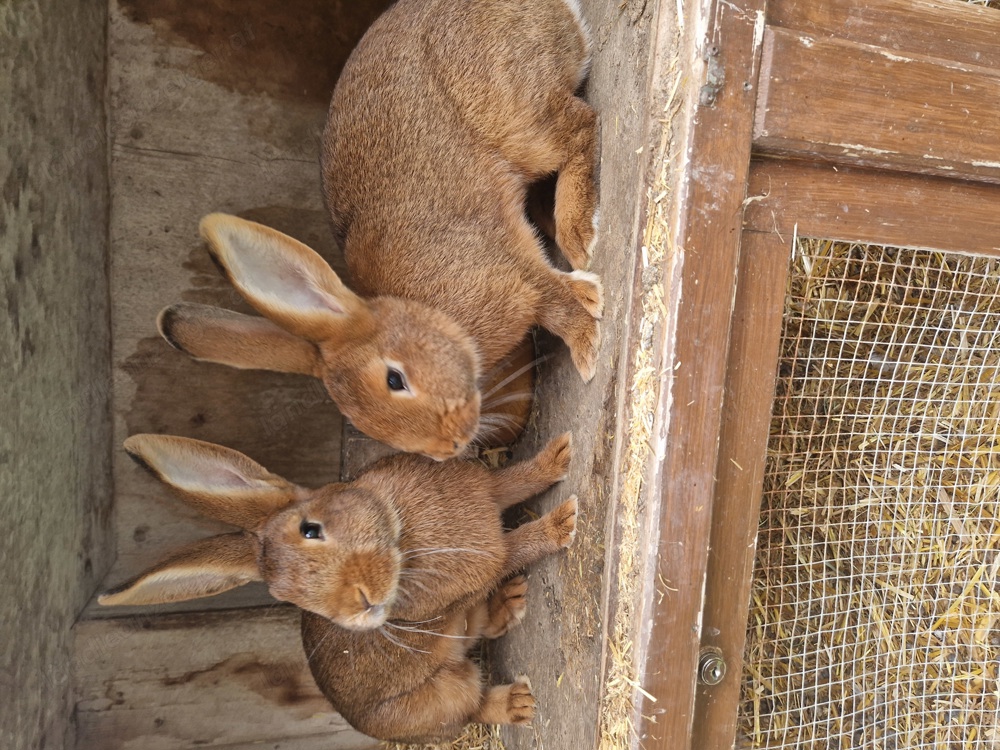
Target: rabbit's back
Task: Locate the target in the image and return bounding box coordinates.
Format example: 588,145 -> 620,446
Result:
320,0 -> 591,369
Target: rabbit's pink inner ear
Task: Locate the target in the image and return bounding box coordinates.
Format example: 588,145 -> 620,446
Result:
98,567 -> 254,606
123,435 -> 300,528
200,214 -> 361,340
98,533 -> 261,607
239,247 -> 348,317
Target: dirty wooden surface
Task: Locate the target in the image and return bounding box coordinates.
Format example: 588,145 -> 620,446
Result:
489,2 -> 655,748
631,0 -> 767,746
692,230 -> 790,749
1,2 -> 113,749
74,607 -> 377,750
769,0 -> 1000,70
76,1 -> 388,746
103,0 -> 379,602
743,160 -> 1000,256
754,24 -> 1000,183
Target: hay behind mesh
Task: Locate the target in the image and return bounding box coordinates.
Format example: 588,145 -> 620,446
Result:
740,238 -> 1000,748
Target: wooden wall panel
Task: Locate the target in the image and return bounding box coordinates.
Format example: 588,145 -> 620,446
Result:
74,607 -> 377,750
754,26 -> 1000,183
104,0 -> 366,607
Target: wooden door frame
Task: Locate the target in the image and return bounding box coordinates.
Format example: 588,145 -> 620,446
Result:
625,0 -> 1000,748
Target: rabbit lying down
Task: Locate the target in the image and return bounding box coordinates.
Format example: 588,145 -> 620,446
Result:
100,432 -> 578,743
157,0 -> 603,461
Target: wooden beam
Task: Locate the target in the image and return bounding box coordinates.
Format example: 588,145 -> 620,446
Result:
769,0 -> 1000,71
635,0 -> 767,746
691,230 -> 790,749
74,606 -> 377,750
744,159 -> 1000,256
754,25 -> 1000,183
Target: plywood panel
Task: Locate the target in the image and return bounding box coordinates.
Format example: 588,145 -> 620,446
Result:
754,26 -> 1000,183
743,160 -> 1000,256
74,607 -> 377,750
106,0 -> 363,600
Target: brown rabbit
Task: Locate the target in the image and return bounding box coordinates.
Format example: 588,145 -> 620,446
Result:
157,0 -> 601,460
100,432 -> 578,743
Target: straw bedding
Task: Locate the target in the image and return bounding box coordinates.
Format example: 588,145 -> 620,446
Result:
740,238 -> 1000,748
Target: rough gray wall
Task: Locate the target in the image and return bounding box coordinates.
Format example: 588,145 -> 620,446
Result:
0,2 -> 113,749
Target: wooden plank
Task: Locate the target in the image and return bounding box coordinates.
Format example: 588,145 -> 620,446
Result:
73,606 -> 377,750
691,230 -> 789,749
635,0 -> 767,746
491,2 -> 659,749
754,25 -> 1000,183
107,0 -> 349,605
768,0 -> 1000,71
744,159 -> 1000,256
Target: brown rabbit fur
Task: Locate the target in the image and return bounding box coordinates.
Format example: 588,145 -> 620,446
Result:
157,0 -> 600,460
100,432 -> 578,742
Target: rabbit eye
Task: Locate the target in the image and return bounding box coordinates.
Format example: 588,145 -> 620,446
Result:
387,368 -> 407,392
300,520 -> 324,540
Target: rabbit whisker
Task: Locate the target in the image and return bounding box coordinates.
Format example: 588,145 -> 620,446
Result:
403,547 -> 496,559
476,415 -> 522,438
478,415 -> 521,431
400,568 -> 449,581
391,614 -> 444,625
379,627 -> 430,654
479,409 -> 523,424
480,355 -> 550,400
305,626 -> 336,662
399,576 -> 433,597
481,390 -> 534,410
385,622 -> 475,641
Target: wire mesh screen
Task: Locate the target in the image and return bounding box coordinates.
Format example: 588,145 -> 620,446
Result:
739,239 -> 1000,749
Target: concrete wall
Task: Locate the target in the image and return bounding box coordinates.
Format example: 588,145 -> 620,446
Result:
0,2 -> 113,748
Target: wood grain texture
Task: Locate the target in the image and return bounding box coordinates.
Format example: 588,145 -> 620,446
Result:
74,606 -> 377,750
493,2 -> 657,749
769,0 -> 1000,70
754,25 -> 1000,183
635,0 -> 767,747
744,159 -> 1000,256
691,231 -> 790,749
106,0 -> 349,606
1,2 -> 112,748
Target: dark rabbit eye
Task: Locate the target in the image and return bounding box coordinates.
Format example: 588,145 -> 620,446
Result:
387,368 -> 407,391
300,520 -> 324,540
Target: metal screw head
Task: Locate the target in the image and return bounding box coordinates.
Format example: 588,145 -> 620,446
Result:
698,648 -> 727,686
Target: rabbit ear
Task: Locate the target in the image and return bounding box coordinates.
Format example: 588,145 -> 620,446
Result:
98,533 -> 260,606
158,303 -> 322,377
199,213 -> 367,342
124,434 -> 302,529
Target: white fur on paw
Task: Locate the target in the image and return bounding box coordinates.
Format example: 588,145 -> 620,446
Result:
568,269 -> 605,319
585,207 -> 601,262
560,0 -> 593,74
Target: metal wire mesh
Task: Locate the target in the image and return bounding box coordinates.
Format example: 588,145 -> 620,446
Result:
739,239 -> 1000,749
